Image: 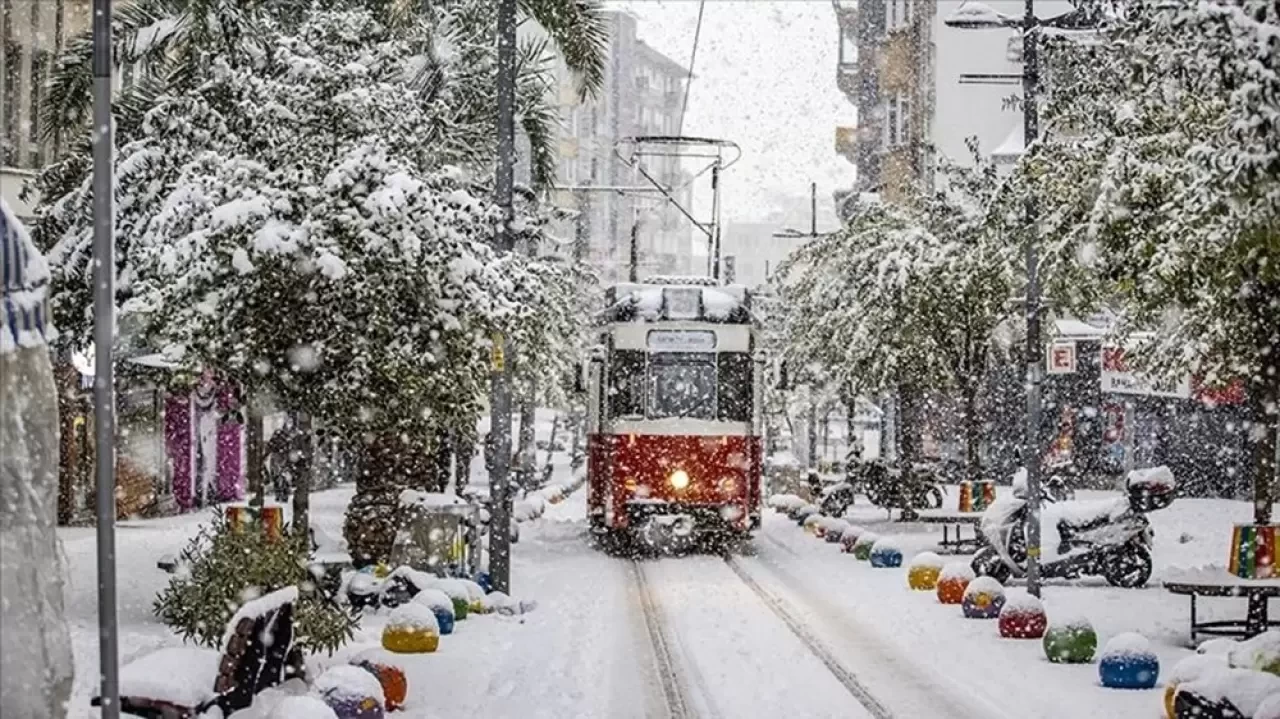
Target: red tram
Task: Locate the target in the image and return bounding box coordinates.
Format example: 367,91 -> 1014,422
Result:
583,278 -> 764,547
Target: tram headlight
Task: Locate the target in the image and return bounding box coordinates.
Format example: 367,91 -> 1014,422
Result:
669,469 -> 691,490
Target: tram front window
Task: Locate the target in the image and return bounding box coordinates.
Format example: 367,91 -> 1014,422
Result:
648,353 -> 716,420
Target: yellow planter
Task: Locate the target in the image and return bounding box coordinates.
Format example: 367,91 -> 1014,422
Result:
908,565 -> 941,591
382,625 -> 440,654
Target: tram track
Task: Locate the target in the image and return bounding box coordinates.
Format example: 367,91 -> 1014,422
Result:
722,553 -> 895,719
629,559 -> 698,719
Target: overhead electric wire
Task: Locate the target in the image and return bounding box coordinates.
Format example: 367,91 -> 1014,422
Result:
676,0 -> 706,138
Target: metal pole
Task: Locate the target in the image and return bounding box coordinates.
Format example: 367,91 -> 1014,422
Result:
488,0 -> 517,595
810,182 -> 817,237
1021,0 -> 1044,599
710,162 -> 721,280
629,209 -> 640,282
91,0 -> 120,714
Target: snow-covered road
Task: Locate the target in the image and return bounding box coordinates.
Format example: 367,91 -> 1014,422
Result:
58,454 -> 1274,718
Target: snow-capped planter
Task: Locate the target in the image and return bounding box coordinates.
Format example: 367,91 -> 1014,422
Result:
769,494 -> 806,512
1228,629 -> 1280,675
430,579 -> 471,620
961,576 -> 1006,619
350,652 -> 408,713
381,603 -> 441,654
998,592 -> 1047,639
1099,632 -> 1160,689
1043,616 -> 1098,664
840,526 -> 865,553
117,646 -> 221,710
803,512 -> 825,536
412,588 -> 456,635
852,532 -> 880,561
481,591 -> 538,616
454,578 -> 488,613
907,552 -> 944,590
869,537 -> 904,568
316,665 -> 386,719
824,518 -> 851,543
1174,667 -> 1280,718
792,504 -> 819,524
269,695 -> 340,719
936,562 -> 975,604
1163,654 -> 1230,719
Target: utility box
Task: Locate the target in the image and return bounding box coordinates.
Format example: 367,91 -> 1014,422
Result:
392,492 -> 482,578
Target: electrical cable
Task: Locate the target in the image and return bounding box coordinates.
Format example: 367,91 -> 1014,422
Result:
676,0 -> 706,138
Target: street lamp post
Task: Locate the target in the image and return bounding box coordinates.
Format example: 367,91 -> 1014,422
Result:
944,0 -> 1097,598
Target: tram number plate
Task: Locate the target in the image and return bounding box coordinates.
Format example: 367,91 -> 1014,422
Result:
647,330 -> 716,352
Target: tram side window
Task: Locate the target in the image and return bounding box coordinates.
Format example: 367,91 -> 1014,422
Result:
609,350 -> 647,418
717,353 -> 752,422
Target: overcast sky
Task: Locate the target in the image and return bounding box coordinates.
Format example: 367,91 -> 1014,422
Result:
606,1 -> 855,226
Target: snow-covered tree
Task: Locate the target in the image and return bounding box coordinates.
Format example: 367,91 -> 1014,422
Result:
36,9 -> 591,562
1009,0 -> 1279,522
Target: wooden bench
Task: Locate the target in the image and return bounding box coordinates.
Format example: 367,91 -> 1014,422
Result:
1164,573 -> 1280,643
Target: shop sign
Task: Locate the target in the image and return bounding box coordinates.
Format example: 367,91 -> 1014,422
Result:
1046,341 -> 1077,375
1100,347 -> 1191,399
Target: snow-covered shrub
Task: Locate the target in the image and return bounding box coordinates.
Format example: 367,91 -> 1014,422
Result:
153,509 -> 357,653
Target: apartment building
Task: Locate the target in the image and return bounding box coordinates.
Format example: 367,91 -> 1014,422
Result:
1,0 -> 89,219
832,0 -> 1075,215
546,11 -> 695,283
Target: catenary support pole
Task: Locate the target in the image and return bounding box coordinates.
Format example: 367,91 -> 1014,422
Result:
488,0 -> 517,595
1021,0 -> 1044,599
91,0 -> 120,715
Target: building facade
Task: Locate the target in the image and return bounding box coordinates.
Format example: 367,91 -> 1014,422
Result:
1,0 -> 90,219
546,11 -> 695,283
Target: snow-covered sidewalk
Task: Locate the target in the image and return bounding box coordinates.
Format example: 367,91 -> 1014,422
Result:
755,487 -> 1276,718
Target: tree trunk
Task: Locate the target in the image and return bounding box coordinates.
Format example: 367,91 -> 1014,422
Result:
246,402 -> 265,510
55,355 -> 80,525
292,412 -> 312,534
962,379 -> 982,483
543,413 -> 561,478
517,387 -> 537,489
343,433 -> 431,567
1250,302 -> 1279,525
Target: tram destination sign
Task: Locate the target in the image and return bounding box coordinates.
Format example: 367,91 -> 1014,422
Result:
647,330 -> 717,352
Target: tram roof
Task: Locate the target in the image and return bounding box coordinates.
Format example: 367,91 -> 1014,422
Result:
600,281 -> 754,325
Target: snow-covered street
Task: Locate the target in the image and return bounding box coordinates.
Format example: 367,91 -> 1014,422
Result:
57,464 -> 1276,719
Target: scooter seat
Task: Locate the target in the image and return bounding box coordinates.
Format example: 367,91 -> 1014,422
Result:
1055,499 -> 1129,541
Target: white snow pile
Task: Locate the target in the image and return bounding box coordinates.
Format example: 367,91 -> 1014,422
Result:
119,647 -> 220,708
399,489 -> 466,510
1199,637 -> 1239,656
1168,653 -> 1230,685
963,576 -> 1005,599
386,566 -> 436,593
910,551 -> 944,569
480,591 -> 536,616
432,578 -> 471,602
386,602 -> 440,633
939,561 -> 976,581
870,536 -> 903,553
1257,693 -> 1280,719
768,494 -> 806,511
265,695 -> 339,719
821,517 -> 850,535
1000,591 -> 1044,617
221,586 -> 298,651
853,531 -> 880,548
1229,630 -> 1280,672
1101,632 -> 1155,659
316,664 -> 386,706
1047,613 -> 1094,632
803,513 -> 824,530
1180,668 -> 1280,717
413,588 -> 455,615
513,494 -> 547,522
1127,465 -> 1175,490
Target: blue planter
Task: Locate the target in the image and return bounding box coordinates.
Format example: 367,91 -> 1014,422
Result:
475,571 -> 493,594
431,606 -> 455,636
1099,653 -> 1159,689
869,548 -> 903,568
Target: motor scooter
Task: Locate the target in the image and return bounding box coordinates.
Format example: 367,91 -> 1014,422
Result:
971,466 -> 1176,588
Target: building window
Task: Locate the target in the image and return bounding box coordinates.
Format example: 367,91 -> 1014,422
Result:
883,92 -> 912,147
839,24 -> 857,65
887,0 -> 913,31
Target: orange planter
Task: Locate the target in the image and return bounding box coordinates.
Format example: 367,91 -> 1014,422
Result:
937,576 -> 970,604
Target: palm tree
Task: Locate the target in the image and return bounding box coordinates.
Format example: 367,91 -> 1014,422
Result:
39,0 -> 607,189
